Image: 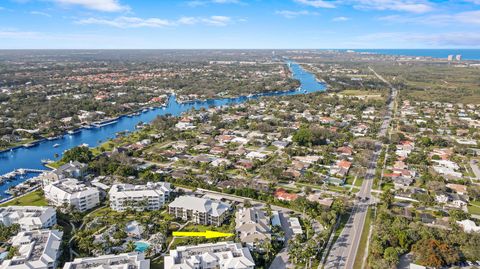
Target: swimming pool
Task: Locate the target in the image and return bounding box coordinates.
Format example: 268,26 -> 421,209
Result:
134,241 -> 150,252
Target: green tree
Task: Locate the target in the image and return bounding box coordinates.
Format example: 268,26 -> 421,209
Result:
384,247 -> 399,266
61,146 -> 93,163
293,127 -> 313,146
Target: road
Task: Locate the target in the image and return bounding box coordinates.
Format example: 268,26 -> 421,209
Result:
324,67 -> 397,269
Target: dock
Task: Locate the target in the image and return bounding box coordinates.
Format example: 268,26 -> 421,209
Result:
0,168 -> 48,181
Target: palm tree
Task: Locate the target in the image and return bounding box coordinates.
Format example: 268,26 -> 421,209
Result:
125,241 -> 136,252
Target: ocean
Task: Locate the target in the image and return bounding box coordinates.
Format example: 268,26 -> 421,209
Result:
346,49 -> 480,61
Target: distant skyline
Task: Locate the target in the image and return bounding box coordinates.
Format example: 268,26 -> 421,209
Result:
1,0 -> 480,49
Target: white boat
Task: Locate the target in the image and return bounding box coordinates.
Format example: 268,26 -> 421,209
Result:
41,159 -> 53,164
53,143 -> 60,148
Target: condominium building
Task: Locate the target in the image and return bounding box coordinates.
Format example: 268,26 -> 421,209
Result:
235,207 -> 271,249
168,196 -> 231,226
109,182 -> 172,211
41,161 -> 88,186
63,253 -> 149,269
164,241 -> 255,269
0,229 -> 63,269
0,206 -> 56,231
44,178 -> 100,212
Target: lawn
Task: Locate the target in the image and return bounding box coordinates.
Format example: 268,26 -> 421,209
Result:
468,203 -> 480,215
1,190 -> 48,207
353,207 -> 373,269
354,177 -> 364,187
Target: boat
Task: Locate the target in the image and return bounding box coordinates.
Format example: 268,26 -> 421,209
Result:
23,143 -> 35,148
53,143 -> 60,148
68,129 -> 81,135
41,159 -> 54,164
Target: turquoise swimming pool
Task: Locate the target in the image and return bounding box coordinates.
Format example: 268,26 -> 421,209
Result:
134,241 -> 150,252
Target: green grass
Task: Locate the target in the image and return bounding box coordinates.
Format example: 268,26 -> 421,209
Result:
353,207 -> 373,269
470,201 -> 480,207
1,190 -> 48,207
381,182 -> 394,191
345,176 -> 355,185
150,260 -> 164,269
468,204 -> 480,215
354,177 -> 364,187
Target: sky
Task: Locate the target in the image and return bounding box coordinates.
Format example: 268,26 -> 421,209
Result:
0,0 -> 479,49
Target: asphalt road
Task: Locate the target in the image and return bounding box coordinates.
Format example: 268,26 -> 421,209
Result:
324,67 -> 397,269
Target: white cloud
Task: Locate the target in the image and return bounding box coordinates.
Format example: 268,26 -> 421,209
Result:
186,0 -> 243,7
49,0 -> 129,12
352,0 -> 433,13
378,10 -> 480,25
294,0 -> 336,8
212,0 -> 240,3
275,10 -> 319,18
77,17 -> 172,28
0,30 -> 41,38
354,31 -> 480,47
201,15 -> 231,26
30,11 -> 52,17
333,16 -> 350,21
76,15 -> 234,28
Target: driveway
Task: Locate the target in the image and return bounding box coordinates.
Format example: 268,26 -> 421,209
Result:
269,211 -> 294,269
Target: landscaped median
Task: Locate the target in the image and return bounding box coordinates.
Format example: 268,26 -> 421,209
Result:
353,207 -> 374,269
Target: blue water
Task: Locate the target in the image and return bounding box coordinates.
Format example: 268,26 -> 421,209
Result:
0,61 -> 325,197
134,241 -> 150,252
349,49 -> 480,60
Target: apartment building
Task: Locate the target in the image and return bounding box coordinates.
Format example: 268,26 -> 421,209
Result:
235,207 -> 271,249
168,196 -> 230,226
44,178 -> 100,212
0,229 -> 63,269
164,242 -> 255,269
0,206 -> 56,231
63,253 -> 149,269
109,182 -> 172,211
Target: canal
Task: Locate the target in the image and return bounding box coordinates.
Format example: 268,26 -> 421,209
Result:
0,61 -> 325,197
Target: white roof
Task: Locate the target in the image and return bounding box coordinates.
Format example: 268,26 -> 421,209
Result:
63,253 -> 149,269
0,230 -> 63,269
0,206 -> 56,230
164,242 -> 254,269
109,182 -> 171,199
169,196 -> 230,217
45,178 -> 99,199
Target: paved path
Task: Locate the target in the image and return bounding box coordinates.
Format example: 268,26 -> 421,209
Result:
324,67 -> 397,269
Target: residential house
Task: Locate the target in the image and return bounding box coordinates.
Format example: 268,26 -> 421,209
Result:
235,208 -> 271,250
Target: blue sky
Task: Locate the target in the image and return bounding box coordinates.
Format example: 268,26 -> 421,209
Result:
0,0 -> 479,49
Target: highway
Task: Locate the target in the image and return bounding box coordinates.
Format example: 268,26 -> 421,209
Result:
324,67 -> 397,269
